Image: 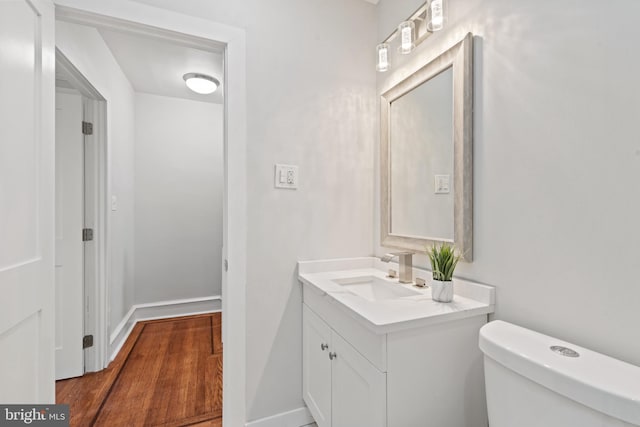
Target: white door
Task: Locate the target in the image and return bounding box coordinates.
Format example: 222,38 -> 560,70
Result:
54,90 -> 84,380
331,333 -> 387,427
303,305 -> 333,427
0,0 -> 56,403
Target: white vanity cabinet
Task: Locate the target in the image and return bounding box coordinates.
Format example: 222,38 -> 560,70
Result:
303,305 -> 386,427
303,305 -> 332,425
299,258 -> 495,427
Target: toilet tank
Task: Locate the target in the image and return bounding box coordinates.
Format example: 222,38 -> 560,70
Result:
479,321 -> 640,427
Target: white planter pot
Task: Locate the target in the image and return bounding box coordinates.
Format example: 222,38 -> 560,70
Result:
431,279 -> 454,302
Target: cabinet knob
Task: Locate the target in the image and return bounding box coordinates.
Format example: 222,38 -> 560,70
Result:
329,352 -> 337,360
320,343 -> 329,351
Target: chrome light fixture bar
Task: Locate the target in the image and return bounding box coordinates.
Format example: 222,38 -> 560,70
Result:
376,0 -> 447,72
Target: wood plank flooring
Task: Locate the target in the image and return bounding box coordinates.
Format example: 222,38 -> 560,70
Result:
56,313 -> 222,427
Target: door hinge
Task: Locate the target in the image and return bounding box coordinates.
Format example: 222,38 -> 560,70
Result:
224,259 -> 228,272
83,335 -> 94,349
82,228 -> 94,241
82,121 -> 93,135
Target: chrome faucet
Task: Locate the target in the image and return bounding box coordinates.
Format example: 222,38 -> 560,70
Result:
380,251 -> 414,284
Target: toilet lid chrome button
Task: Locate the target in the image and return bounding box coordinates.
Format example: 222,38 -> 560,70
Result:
550,345 -> 580,358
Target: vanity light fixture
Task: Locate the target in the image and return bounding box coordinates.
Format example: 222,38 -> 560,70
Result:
376,43 -> 391,72
398,21 -> 415,54
427,0 -> 445,31
183,72 -> 220,94
376,0 -> 447,72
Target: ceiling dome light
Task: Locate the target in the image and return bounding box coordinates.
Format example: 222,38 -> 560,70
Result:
183,73 -> 220,94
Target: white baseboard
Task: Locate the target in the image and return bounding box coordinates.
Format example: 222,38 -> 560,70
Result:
109,296 -> 221,361
109,304 -> 137,363
245,407 -> 315,427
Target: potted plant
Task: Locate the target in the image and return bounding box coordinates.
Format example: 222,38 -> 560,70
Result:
427,243 -> 460,302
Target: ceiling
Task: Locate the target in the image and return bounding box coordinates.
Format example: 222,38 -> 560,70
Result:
98,28 -> 224,104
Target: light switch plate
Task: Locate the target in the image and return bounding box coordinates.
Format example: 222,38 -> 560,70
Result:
274,164 -> 298,189
434,175 -> 450,194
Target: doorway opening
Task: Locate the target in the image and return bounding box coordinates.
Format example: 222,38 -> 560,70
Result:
53,3 -> 246,425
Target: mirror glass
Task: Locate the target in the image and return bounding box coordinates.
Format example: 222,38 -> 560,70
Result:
389,67 -> 453,240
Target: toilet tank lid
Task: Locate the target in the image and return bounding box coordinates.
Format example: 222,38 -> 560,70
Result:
479,320 -> 640,426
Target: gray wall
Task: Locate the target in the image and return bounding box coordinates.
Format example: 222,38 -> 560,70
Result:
134,93 -> 223,303
376,0 -> 640,367
56,21 -> 136,336
133,0 -> 378,421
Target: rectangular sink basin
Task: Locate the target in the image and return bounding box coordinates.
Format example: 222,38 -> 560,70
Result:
331,276 -> 420,302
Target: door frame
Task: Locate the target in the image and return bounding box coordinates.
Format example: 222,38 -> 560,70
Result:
54,2 -> 248,425
55,50 -> 108,373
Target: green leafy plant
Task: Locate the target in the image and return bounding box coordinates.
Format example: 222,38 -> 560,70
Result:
428,243 -> 460,282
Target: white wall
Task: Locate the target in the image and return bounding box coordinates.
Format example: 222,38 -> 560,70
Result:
126,0 -> 378,421
56,21 -> 136,336
134,93 -> 223,303
376,0 -> 640,367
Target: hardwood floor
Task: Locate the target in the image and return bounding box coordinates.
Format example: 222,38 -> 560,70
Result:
56,313 -> 222,427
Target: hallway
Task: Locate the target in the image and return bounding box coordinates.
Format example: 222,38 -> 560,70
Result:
56,314 -> 222,426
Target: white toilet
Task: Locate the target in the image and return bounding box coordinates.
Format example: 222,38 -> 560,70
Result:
479,321 -> 640,427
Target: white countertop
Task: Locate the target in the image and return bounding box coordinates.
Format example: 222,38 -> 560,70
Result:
298,257 -> 495,334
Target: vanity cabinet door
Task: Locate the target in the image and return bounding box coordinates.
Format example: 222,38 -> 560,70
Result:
331,333 -> 387,427
303,305 -> 333,427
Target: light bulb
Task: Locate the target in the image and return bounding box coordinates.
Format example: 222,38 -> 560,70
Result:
183,73 -> 220,94
398,21 -> 415,54
429,0 -> 444,32
376,43 -> 390,72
